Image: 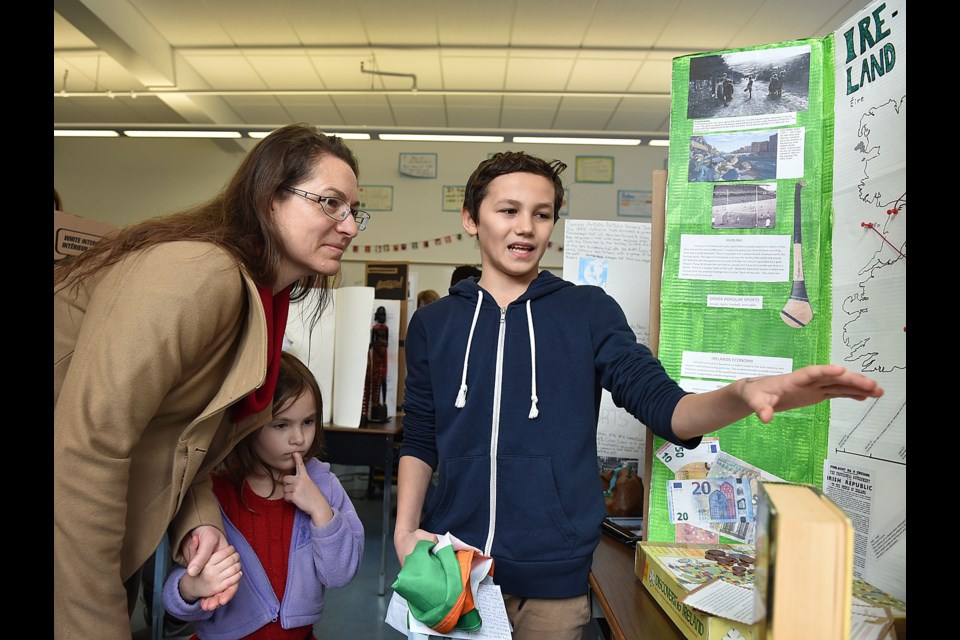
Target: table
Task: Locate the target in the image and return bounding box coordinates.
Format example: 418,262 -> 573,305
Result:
589,534 -> 685,640
322,418 -> 402,596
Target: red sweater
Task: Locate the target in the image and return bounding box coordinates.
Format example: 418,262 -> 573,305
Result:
210,475 -> 311,640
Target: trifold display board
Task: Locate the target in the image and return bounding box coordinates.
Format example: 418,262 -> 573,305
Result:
647,0 -> 905,602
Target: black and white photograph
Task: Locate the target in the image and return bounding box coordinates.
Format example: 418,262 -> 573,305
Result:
711,183 -> 778,229
687,45 -> 812,120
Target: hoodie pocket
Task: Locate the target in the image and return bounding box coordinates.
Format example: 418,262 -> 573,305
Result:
494,456 -> 580,561
426,456 -> 491,544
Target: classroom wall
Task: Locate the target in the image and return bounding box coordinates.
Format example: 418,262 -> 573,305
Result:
54,137 -> 668,295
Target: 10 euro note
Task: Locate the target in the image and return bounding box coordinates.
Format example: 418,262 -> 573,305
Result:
667,477 -> 757,527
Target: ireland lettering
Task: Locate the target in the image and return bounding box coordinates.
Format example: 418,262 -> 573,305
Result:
843,3 -> 896,95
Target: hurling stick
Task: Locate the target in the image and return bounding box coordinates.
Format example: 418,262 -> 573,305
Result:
780,181 -> 813,328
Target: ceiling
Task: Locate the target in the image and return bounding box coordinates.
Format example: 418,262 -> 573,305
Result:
54,0 -> 864,141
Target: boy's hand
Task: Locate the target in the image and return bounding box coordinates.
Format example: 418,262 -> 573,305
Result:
178,544 -> 242,609
394,529 -> 439,567
740,364 -> 883,423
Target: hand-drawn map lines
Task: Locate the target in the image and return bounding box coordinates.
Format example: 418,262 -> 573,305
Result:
840,94 -> 906,376
854,95 -> 906,210
834,92 -> 906,466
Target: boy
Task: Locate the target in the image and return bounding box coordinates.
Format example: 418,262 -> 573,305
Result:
395,152 -> 881,640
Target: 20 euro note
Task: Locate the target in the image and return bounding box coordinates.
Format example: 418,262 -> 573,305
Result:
705,452 -> 783,543
667,477 -> 757,528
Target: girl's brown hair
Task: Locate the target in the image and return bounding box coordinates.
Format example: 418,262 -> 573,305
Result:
218,352 -> 326,506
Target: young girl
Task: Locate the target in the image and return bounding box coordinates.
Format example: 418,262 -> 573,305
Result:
162,352 -> 365,639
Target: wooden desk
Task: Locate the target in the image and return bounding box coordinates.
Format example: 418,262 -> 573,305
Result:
322,418 -> 402,596
589,534 -> 685,640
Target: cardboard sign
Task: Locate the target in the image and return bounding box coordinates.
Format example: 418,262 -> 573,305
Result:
54,210 -> 116,262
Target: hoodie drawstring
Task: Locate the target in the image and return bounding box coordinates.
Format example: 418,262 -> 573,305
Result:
454,293 -> 539,420
525,300 -> 539,419
455,291 -> 484,408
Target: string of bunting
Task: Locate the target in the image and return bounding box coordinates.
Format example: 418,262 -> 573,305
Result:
351,232 -> 564,254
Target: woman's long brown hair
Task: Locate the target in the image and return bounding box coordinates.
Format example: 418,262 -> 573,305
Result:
54,123 -> 360,312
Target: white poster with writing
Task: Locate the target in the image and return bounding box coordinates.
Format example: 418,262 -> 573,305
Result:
829,0 -> 906,602
562,219 -> 651,474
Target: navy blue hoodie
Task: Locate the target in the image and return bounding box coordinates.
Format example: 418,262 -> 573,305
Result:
400,270 -> 697,599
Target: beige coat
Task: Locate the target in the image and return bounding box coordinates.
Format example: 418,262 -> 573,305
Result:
54,241 -> 273,639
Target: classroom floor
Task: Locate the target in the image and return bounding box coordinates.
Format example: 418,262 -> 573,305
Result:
132,465 -> 606,640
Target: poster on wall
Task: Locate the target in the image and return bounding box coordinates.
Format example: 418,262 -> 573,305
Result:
562,219 -> 652,475
648,0 -> 906,605
365,263 -> 409,300
653,32 -> 834,548
828,0 -> 905,601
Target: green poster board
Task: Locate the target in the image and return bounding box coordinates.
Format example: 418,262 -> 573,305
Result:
649,37 -> 836,544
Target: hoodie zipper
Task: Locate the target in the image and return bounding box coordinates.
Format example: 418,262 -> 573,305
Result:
483,306 -> 507,556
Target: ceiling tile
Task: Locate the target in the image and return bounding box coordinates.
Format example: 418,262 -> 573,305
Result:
245,54 -> 322,90
278,96 -> 350,126
734,0 -> 864,45
434,1 -> 517,46
605,98 -> 673,132
441,56 -> 508,90
628,58 -> 675,93
582,0 -> 684,48
124,0 -> 230,45
183,53 -> 267,88
510,0 -> 594,46
356,3 -> 439,45
331,95 -> 397,127
500,96 -> 562,130
655,0 -> 767,50
55,53 -> 144,92
223,97 -> 291,124
567,59 -> 643,92
186,0 -> 300,45
552,96 -> 623,130
504,58 -> 575,91
444,96 -> 504,129
387,95 -> 448,128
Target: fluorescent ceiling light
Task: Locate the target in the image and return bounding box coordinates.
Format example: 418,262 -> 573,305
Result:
648,139 -> 670,147
54,129 -> 120,137
247,131 -> 371,140
379,133 -> 504,143
122,130 -> 242,138
513,136 -> 641,146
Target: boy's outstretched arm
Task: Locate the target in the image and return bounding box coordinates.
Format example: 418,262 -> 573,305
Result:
394,455 -> 440,566
670,364 -> 883,442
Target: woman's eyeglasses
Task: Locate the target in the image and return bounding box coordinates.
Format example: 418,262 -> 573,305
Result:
284,187 -> 371,231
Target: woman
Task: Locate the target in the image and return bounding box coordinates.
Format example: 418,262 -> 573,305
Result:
54,123 -> 371,639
